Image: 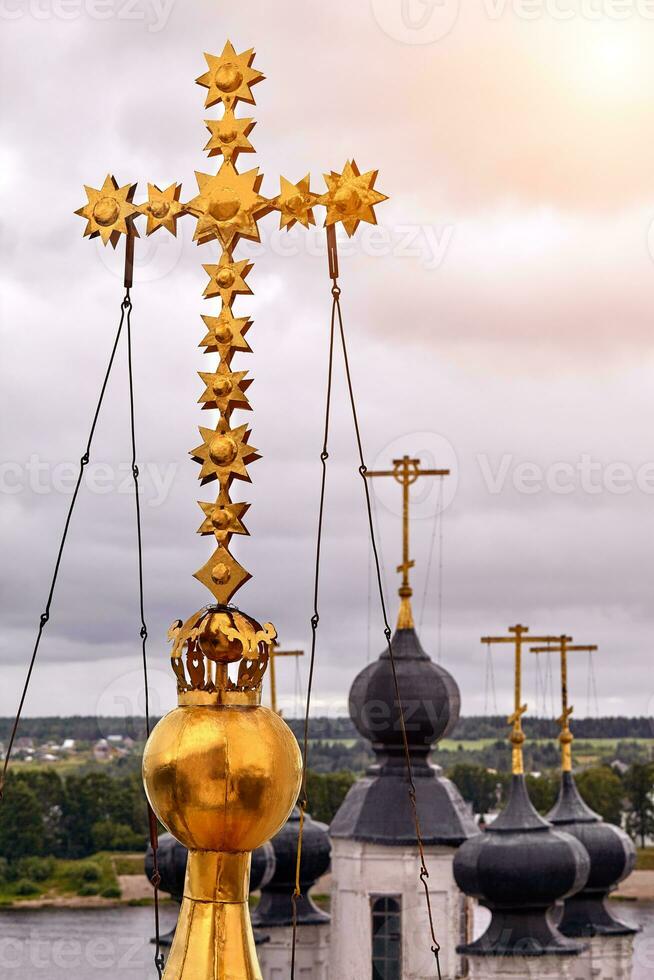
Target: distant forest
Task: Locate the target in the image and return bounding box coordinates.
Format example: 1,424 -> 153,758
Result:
0,714 -> 652,743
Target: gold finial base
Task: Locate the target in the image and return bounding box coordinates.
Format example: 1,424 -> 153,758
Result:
164,851 -> 260,980
396,589 -> 415,630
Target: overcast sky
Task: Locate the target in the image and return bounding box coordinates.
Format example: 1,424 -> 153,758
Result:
2,0 -> 654,728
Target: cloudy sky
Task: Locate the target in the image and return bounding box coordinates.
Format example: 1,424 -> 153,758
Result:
2,0 -> 654,727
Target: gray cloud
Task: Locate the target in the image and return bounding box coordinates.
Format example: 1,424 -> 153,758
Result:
2,0 -> 654,724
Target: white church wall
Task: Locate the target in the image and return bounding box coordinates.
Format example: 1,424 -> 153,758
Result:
329,837 -> 469,980
575,933 -> 635,980
467,953 -> 585,979
258,924 -> 330,980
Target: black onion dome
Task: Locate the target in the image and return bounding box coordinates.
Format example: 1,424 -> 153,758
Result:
454,775 -> 591,956
330,624 -> 477,845
547,772 -> 638,938
251,808 -> 331,928
349,626 -> 461,760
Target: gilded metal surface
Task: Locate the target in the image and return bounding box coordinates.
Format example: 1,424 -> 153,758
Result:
167,606 -> 277,700
481,625 -> 560,774
137,183 -> 185,236
75,174 -> 138,248
531,638 -> 597,773
76,42 -> 387,607
365,455 -> 449,630
77,43 -> 386,978
143,704 -> 302,979
320,160 -> 388,237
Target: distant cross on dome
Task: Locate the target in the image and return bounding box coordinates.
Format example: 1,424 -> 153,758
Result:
365,455 -> 449,629
480,625 -> 562,774
530,636 -> 598,773
268,642 -> 304,715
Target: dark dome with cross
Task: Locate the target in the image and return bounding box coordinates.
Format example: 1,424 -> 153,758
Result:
330,617 -> 477,845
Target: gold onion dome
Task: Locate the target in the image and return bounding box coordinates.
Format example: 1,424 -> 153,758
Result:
143,605 -> 302,977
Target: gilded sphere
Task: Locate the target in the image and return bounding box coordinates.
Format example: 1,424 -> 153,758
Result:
213,377 -> 233,398
149,200 -> 170,219
93,197 -> 120,227
216,268 -> 235,288
211,562 -> 231,586
143,705 -> 302,852
333,185 -> 361,215
286,194 -> 304,215
214,63 -> 243,93
209,435 -> 238,467
198,612 -> 242,663
209,190 -> 241,223
219,126 -> 238,144
215,324 -> 233,344
211,508 -> 231,531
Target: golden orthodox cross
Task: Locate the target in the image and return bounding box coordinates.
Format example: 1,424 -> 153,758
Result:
530,637 -> 598,773
269,643 -> 304,715
480,625 -> 561,774
75,40 -> 387,608
365,455 -> 449,628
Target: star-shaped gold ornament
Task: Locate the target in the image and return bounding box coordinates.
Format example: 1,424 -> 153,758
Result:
186,162 -> 270,247
199,311 -> 252,357
196,42 -> 264,110
75,174 -> 138,247
320,160 -> 388,237
198,362 -> 251,414
204,110 -> 256,163
197,498 -> 250,541
274,174 -> 317,230
136,183 -> 185,236
194,543 -> 251,604
203,254 -> 252,306
191,420 -> 259,486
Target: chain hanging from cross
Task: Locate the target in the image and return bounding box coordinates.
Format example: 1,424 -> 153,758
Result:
530,636 -> 598,773
365,455 -> 449,628
75,40 -> 387,608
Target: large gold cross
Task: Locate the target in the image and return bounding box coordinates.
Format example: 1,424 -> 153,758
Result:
75,40 -> 387,607
530,636 -> 598,773
481,625 -> 561,774
365,455 -> 449,628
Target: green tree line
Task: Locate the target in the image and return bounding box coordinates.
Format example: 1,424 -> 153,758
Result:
0,769 -> 357,863
2,715 -> 653,743
447,761 -> 654,844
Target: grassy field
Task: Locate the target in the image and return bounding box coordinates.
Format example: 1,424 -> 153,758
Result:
0,852 -> 146,906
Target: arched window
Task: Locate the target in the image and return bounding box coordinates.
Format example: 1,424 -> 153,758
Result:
371,895 -> 402,980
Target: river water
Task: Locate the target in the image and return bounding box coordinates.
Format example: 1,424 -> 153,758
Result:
0,900 -> 652,977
